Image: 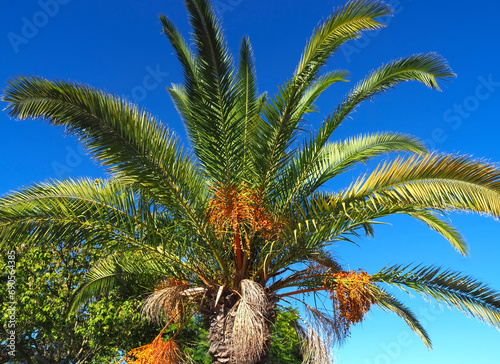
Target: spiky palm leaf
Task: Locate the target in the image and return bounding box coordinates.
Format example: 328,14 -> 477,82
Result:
2,0 -> 500,363
373,264 -> 500,327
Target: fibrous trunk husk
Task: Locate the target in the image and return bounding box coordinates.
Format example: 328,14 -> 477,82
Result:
207,280 -> 276,364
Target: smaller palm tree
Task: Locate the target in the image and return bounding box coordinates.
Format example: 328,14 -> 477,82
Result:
2,1 -> 500,363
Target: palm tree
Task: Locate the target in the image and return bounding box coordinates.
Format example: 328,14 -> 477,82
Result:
2,0 -> 500,363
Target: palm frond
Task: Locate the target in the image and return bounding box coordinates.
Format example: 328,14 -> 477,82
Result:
283,154 -> 500,252
347,153 -> 500,218
299,324 -> 332,364
297,303 -> 337,364
353,52 -> 455,94
285,192 -> 463,254
187,0 -> 234,96
184,0 -> 244,184
0,178 -> 189,257
2,76 -> 206,213
167,83 -> 191,125
0,178 -> 142,249
276,132 -> 426,210
250,80 -> 300,196
373,287 -> 432,349
296,0 -> 391,86
70,251 -> 197,312
236,37 -> 264,178
406,209 -> 467,255
161,15 -> 206,155
373,264 -> 500,328
296,70 -> 349,116
309,53 -> 454,160
69,255 -> 126,312
160,14 -> 199,90
318,133 -> 426,182
236,37 -> 259,122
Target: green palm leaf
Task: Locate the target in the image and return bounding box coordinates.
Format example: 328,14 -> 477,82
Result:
296,0 -> 391,85
373,288 -> 432,349
0,178 -> 140,249
251,0 -> 392,196
235,37 -> 266,177
288,191 -> 467,254
310,53 -> 455,158
2,76 -> 229,274
184,0 -> 243,183
348,153 -> 500,217
373,264 -> 500,328
2,76 -> 205,210
277,132 -> 427,210
406,210 -> 467,255
70,252 -> 175,312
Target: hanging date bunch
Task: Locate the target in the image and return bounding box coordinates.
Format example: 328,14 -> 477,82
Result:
207,182 -> 282,251
124,329 -> 181,364
324,270 -> 376,336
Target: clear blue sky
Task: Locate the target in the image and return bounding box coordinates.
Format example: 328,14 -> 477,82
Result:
1,0 -> 500,362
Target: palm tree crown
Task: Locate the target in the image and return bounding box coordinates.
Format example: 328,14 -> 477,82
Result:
2,0 -> 500,363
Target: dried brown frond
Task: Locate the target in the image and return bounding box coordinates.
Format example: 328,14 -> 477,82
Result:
323,270 -> 376,337
142,280 -> 191,325
123,329 -> 181,364
298,320 -> 333,364
311,251 -> 343,272
156,278 -> 188,290
231,279 -> 270,364
303,304 -> 344,343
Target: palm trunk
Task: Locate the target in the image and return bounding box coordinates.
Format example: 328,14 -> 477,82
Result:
207,304 -> 233,363
207,285 -> 277,364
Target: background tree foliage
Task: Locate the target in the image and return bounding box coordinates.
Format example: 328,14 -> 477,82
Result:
0,239 -> 303,364
0,238 -> 159,363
